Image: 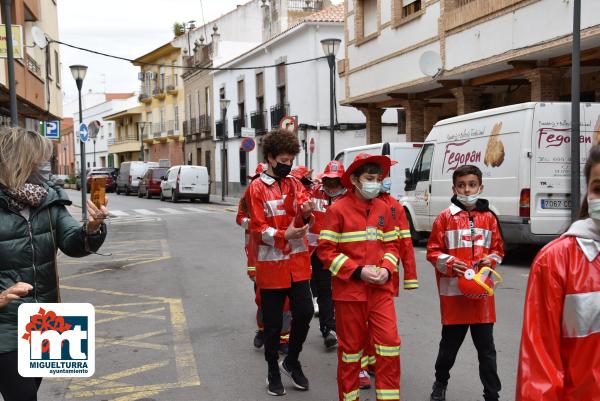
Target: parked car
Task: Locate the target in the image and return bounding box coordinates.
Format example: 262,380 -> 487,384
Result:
50,174 -> 69,188
75,167 -> 117,191
160,165 -> 210,203
138,167 -> 168,199
85,171 -> 116,192
335,142 -> 423,200
116,161 -> 158,195
402,101 -> 600,246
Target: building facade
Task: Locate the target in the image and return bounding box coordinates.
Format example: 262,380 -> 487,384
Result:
342,0 -> 600,142
104,106 -> 144,167
0,0 -> 62,128
55,116 -> 75,176
213,4 -> 398,198
133,44 -> 186,167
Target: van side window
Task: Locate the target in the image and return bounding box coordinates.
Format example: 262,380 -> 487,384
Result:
417,144 -> 434,182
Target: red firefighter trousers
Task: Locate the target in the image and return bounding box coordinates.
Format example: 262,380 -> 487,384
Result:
335,288 -> 401,401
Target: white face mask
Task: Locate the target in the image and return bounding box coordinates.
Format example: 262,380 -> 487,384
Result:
356,180 -> 381,200
588,198 -> 600,220
324,187 -> 346,198
28,162 -> 51,185
456,190 -> 480,206
381,177 -> 392,193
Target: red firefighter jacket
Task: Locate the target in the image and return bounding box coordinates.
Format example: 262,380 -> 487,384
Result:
378,193 -> 418,295
236,189 -> 256,278
516,218 -> 600,401
247,173 -> 312,289
317,190 -> 400,302
426,202 -> 504,325
308,184 -> 344,253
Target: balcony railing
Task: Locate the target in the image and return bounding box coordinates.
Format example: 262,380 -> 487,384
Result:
215,120 -> 227,139
183,120 -> 189,136
444,0 -> 527,31
166,75 -> 179,93
111,135 -> 140,145
26,55 -> 41,77
139,86 -> 152,102
233,115 -> 246,137
199,115 -> 210,133
288,0 -> 324,11
190,117 -> 197,134
165,120 -> 179,136
270,103 -> 289,130
250,110 -> 268,134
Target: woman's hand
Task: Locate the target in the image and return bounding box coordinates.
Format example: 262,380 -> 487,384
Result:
284,224 -> 309,240
86,199 -> 109,234
0,282 -> 33,309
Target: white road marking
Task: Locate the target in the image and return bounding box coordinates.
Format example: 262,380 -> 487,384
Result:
109,210 -> 130,217
133,209 -> 158,215
182,207 -> 208,213
158,208 -> 184,215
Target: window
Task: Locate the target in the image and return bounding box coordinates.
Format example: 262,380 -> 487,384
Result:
238,79 -> 245,126
239,149 -> 248,186
401,0 -> 421,17
159,108 -> 165,132
355,0 -> 380,43
393,0 -> 423,26
197,90 -> 201,118
54,51 -> 60,86
205,150 -> 211,176
205,86 -> 211,117
256,72 -> 265,111
416,144 -> 433,182
276,64 -> 286,106
174,105 -> 179,130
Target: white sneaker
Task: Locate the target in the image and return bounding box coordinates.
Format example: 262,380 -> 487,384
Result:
312,297 -> 319,317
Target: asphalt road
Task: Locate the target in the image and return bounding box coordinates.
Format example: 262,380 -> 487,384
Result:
36,189 -> 541,401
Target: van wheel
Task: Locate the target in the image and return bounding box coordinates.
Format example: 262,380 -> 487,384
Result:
405,210 -> 421,246
201,195 -> 210,203
171,191 -> 179,203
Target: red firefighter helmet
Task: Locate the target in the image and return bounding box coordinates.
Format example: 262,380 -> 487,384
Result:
320,160 -> 345,179
458,267 -> 503,299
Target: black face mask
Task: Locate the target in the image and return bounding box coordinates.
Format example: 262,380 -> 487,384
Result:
272,162 -> 292,178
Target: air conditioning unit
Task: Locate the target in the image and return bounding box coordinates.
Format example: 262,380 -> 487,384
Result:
138,72 -> 145,81
148,72 -> 157,80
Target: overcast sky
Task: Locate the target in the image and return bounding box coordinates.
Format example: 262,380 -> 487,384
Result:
58,0 -> 262,105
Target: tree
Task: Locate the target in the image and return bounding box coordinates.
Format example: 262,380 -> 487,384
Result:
173,22 -> 185,37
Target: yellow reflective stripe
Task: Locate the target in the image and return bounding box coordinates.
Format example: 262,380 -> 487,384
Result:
342,349 -> 363,363
382,230 -> 398,242
383,253 -> 398,266
398,229 -> 411,239
368,355 -> 376,365
376,389 -> 400,400
360,355 -> 369,368
319,230 -> 341,242
404,279 -> 419,289
339,231 -> 368,243
280,334 -> 290,340
375,344 -> 400,356
343,389 -> 360,401
329,254 -> 349,276
247,266 -> 256,272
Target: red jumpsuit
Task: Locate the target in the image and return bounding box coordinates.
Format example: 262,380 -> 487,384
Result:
426,203 -> 504,325
516,226 -> 600,401
236,189 -> 290,341
318,191 -> 401,401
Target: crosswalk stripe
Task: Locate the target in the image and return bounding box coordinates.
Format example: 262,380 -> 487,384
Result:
133,209 -> 158,215
158,208 -> 184,214
109,210 -> 130,217
182,207 -> 208,213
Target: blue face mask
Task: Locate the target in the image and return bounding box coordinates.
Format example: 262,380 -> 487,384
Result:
588,198 -> 600,220
381,177 -> 392,193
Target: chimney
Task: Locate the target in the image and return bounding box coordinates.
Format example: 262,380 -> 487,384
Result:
211,24 -> 220,59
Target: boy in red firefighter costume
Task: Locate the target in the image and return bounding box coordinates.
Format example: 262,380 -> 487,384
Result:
310,160 -> 346,349
426,164 -> 504,401
516,145 -> 600,401
318,153 -> 401,401
359,160 -> 419,389
236,163 -> 291,352
247,129 -> 314,396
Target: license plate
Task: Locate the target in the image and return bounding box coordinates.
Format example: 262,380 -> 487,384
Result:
541,199 -> 571,209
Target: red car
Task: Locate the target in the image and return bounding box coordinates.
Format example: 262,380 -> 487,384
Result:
86,172 -> 116,192
138,167 -> 168,199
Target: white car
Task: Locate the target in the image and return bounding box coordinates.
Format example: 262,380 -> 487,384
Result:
160,165 -> 210,203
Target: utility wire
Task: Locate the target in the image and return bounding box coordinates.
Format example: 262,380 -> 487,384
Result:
51,39 -> 327,71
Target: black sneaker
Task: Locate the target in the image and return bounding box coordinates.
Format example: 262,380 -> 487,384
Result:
323,329 -> 338,349
280,359 -> 309,391
430,381 -> 447,401
266,370 -> 286,396
279,342 -> 289,355
254,331 -> 265,349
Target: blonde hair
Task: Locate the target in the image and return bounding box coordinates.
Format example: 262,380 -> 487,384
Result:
0,126 -> 53,190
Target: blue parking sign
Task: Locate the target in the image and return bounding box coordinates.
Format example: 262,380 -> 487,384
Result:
44,121 -> 60,140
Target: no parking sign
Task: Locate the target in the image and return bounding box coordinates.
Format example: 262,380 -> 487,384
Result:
241,137 -> 256,152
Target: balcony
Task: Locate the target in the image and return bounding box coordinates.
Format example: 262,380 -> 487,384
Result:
233,115 -> 246,137
166,120 -> 180,139
270,103 -> 289,130
143,123 -> 155,142
166,75 -> 179,95
190,117 -> 197,134
215,120 -> 228,139
250,110 -> 268,134
183,120 -> 189,136
443,0 -> 531,31
288,0 -> 324,12
139,86 -> 152,104
25,55 -> 41,78
152,82 -> 166,99
199,115 -> 211,133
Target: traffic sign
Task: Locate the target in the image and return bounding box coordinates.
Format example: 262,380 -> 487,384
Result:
44,120 -> 60,141
241,127 -> 256,138
78,123 -> 89,143
279,115 -> 298,134
241,137 -> 256,152
309,137 -> 316,153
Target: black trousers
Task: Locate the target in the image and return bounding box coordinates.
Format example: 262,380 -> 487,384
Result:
261,280 -> 313,369
310,252 -> 336,334
434,323 -> 501,401
0,351 -> 42,401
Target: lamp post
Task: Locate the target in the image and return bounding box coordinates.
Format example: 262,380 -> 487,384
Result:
321,38 -> 341,160
220,98 -> 230,202
571,0 -> 581,222
92,139 -> 97,168
185,20 -> 197,56
70,64 -> 88,224
138,122 -> 146,161
63,143 -> 67,174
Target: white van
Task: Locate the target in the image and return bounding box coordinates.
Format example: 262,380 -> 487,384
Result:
160,165 -> 210,203
116,161 -> 159,195
335,142 -> 423,200
402,102 -> 600,246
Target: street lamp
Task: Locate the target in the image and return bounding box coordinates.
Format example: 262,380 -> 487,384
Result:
138,121 -> 146,161
63,143 -> 67,174
321,38 -> 341,160
70,64 -> 89,225
220,98 -> 230,202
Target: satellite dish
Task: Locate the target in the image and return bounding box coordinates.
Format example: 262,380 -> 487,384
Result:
87,120 -> 102,140
31,26 -> 48,49
419,51 -> 443,78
